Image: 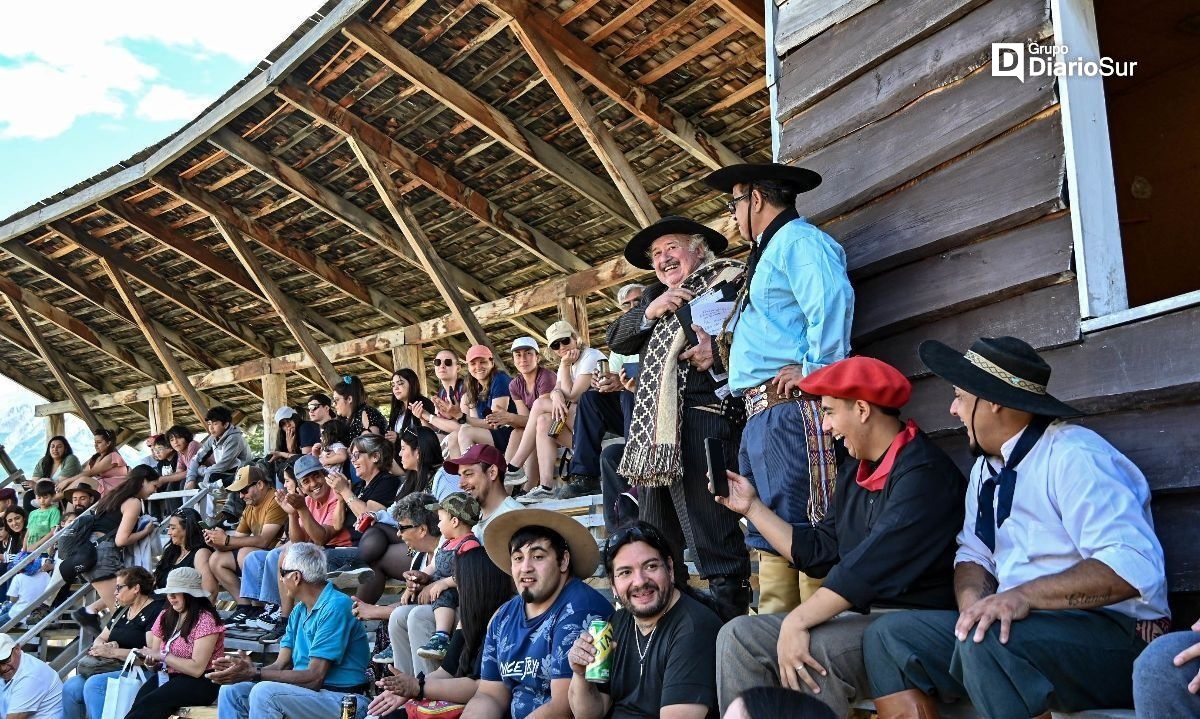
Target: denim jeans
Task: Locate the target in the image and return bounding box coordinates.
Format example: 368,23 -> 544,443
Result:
62,669 -> 122,719
217,681 -> 366,719
1133,631 -> 1200,719
239,547 -> 284,604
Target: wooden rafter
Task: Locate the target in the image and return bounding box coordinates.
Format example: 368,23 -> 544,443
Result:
481,0 -> 747,170
213,217 -> 343,390
5,296 -> 102,428
277,79 -> 589,274
98,197 -> 349,344
513,21 -> 660,227
342,18 -> 638,228
152,173 -> 420,328
34,255 -> 642,416
0,323 -> 58,399
710,0 -> 767,39
209,128 -> 490,304
48,220 -> 269,356
349,137 -> 498,355
99,259 -> 211,422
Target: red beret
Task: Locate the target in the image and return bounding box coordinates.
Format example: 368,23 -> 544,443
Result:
799,356 -> 912,409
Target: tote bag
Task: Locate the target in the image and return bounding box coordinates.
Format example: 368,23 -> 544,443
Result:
101,651 -> 146,719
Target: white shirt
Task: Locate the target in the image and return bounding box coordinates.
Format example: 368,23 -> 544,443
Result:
570,347 -> 605,381
474,496 -> 523,542
955,421 -> 1169,620
3,652 -> 63,719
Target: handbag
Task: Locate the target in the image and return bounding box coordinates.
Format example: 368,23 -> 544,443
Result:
77,654 -> 124,678
101,651 -> 146,719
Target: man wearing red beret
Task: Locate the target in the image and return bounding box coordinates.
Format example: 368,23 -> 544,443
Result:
713,356 -> 967,717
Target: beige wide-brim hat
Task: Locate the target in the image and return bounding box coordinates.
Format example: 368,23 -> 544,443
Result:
156,566 -> 208,598
483,508 -> 600,579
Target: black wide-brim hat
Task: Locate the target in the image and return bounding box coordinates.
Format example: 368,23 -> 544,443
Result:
919,336 -> 1079,417
623,215 -> 728,270
703,162 -> 822,194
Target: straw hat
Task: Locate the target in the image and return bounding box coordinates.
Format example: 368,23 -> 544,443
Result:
483,508 -> 600,579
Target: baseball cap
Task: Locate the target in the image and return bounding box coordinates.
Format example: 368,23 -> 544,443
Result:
292,454 -> 325,479
274,406 -> 298,423
443,443 -> 506,475
510,336 -> 539,353
226,465 -> 266,493
0,488 -> 16,502
0,634 -> 16,660
545,321 -> 575,345
465,344 -> 493,362
426,491 -> 482,525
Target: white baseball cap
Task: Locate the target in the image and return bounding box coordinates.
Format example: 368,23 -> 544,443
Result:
0,634 -> 17,660
510,336 -> 539,353
274,406 -> 298,423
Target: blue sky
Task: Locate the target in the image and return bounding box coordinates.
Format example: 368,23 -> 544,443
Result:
0,1 -> 325,415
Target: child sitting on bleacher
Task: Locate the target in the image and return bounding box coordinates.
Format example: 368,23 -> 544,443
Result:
415,492 -> 481,661
0,554 -> 52,627
23,481 -> 60,553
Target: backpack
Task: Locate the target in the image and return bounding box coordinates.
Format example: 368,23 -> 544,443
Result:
58,512 -> 99,584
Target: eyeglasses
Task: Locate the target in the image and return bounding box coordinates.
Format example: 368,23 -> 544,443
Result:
726,192 -> 751,215
349,451 -> 362,460
114,584 -> 127,591
549,338 -> 571,350
433,358 -> 456,367
279,567 -> 299,579
396,524 -> 415,532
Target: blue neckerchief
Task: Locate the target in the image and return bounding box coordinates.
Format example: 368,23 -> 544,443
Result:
975,416 -> 1052,552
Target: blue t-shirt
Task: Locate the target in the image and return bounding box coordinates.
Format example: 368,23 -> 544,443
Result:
481,578 -> 613,719
475,372 -> 513,418
281,581 -> 370,689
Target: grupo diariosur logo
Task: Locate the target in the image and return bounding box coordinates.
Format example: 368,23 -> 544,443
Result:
991,42 -> 1137,82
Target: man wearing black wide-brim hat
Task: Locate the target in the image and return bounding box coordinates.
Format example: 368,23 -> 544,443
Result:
702,163 -> 854,615
608,215 -> 753,622
862,336 -> 1170,719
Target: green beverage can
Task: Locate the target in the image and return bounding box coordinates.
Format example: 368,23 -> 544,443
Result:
585,619 -> 614,683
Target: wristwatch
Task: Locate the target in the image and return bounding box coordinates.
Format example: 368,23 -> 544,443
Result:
417,671 -> 426,700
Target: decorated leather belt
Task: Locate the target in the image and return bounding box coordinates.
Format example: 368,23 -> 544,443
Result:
743,382 -> 806,421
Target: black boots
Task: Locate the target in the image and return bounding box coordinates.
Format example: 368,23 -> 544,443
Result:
706,574 -> 752,623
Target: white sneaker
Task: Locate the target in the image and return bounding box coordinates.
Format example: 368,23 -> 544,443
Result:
503,467 -> 527,487
248,606 -> 280,630
517,485 -> 556,504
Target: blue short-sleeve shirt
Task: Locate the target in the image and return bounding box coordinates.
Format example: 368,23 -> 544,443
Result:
281,581 -> 371,689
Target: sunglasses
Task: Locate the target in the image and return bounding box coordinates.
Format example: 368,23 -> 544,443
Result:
279,566 -> 299,578
396,524 -> 415,532
306,403 -> 322,411
433,358 -> 456,367
549,338 -> 571,350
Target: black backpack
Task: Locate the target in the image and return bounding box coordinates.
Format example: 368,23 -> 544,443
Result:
58,512 -> 99,584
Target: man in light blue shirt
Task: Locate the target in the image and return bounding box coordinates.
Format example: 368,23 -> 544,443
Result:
704,163 -> 854,614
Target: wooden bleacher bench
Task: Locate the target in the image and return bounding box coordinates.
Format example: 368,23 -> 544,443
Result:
168,707 -> 216,719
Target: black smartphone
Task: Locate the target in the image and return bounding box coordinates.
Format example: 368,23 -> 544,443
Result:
705,437 -> 728,497
623,362 -> 640,380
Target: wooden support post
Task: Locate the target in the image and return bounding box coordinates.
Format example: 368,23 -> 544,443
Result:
5,296 -> 103,429
261,374 -> 289,454
392,344 -> 427,396
348,137 -> 505,366
46,414 -> 65,441
148,398 -> 174,435
512,22 -> 660,226
213,217 -> 343,390
99,259 -> 211,424
557,295 -> 590,346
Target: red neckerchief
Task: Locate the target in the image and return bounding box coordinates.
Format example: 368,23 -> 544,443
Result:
856,419 -> 920,492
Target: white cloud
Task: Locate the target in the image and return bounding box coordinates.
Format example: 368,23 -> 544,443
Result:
134,84 -> 215,123
0,0 -> 326,140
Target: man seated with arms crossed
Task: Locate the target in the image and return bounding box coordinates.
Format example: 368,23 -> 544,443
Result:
204,466 -> 287,629
716,357 -> 966,717
210,542 -> 371,719
569,520 -> 722,719
463,508 -> 613,719
864,337 -> 1170,718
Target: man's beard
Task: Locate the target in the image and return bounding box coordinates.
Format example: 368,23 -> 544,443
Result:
623,582 -> 672,619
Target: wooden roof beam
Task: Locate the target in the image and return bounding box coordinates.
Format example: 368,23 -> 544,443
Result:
6,296 -> 103,428
213,218 -> 343,390
99,197 -> 353,345
349,137 -> 501,359
513,21 -> 660,227
0,315 -> 145,401
341,18 -> 638,228
480,0 -> 747,170
710,0 -> 767,39
33,255 -> 644,416
276,79 -> 589,274
152,173 -> 420,328
208,129 -> 488,307
48,220 -> 269,356
99,260 -> 211,422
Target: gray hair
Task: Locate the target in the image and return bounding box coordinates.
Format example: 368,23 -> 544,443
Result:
351,433 -> 392,465
616,283 -> 646,304
390,491 -> 441,535
686,234 -> 717,263
282,542 -> 326,584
